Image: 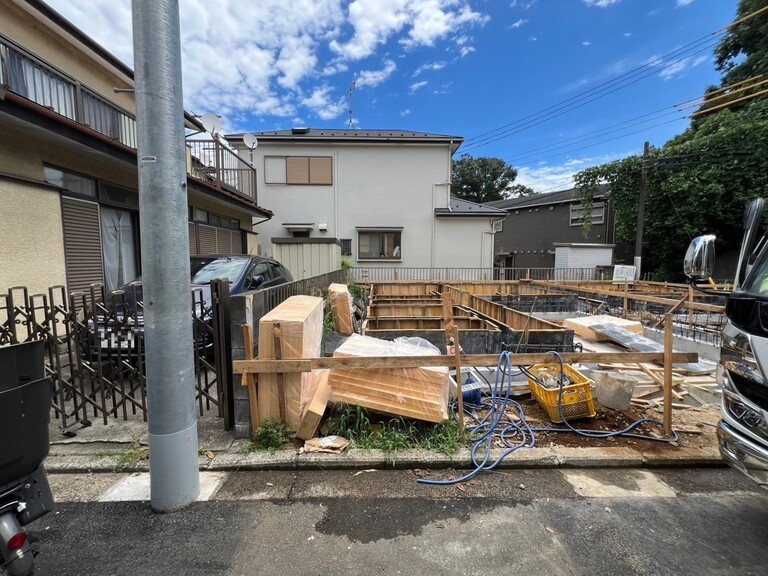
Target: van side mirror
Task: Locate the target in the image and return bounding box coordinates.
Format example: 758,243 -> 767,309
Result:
683,235 -> 716,280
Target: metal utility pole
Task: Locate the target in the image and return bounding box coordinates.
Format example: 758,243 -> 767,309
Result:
132,0 -> 200,512
634,141 -> 651,280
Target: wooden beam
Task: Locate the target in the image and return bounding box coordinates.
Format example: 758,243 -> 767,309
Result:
234,351 -> 699,374
454,325 -> 464,433
663,314 -> 673,436
241,324 -> 260,434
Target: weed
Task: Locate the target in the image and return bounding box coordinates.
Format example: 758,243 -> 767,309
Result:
323,300 -> 335,336
241,419 -> 289,453
340,257 -> 354,270
347,280 -> 365,300
328,405 -> 467,455
96,446 -> 148,472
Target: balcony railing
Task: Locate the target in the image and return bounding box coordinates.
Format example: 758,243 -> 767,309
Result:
0,34 -> 256,202
0,35 -> 136,148
187,139 -> 257,203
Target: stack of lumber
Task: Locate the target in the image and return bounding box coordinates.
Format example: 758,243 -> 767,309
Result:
563,315 -> 642,341
258,295 -> 324,431
328,334 -> 450,423
328,283 -> 354,335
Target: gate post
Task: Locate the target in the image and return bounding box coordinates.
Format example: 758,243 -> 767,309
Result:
212,280 -> 234,430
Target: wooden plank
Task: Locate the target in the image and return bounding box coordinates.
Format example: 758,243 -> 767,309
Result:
296,370 -> 331,441
257,295 -> 324,430
454,325 -> 464,433
563,315 -> 642,341
663,314 -> 673,435
234,351 -> 699,374
241,324 -> 260,434
329,283 -> 354,335
328,334 -> 450,423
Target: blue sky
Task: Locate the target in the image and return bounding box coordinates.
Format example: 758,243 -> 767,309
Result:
46,0 -> 739,192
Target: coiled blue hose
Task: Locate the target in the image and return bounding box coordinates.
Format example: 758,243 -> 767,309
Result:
417,350 -> 678,486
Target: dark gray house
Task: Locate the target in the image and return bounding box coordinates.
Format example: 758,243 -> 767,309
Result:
487,186 -> 628,270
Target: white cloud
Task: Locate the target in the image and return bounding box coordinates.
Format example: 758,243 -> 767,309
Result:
510,18 -> 528,29
624,32 -> 632,37
356,59 -> 398,87
410,80 -> 428,93
400,108 -> 412,116
510,0 -> 537,9
413,61 -> 447,76
583,0 -> 620,7
659,55 -> 709,80
582,41 -> 591,46
676,0 -> 695,6
516,152 -> 627,192
528,36 -> 538,42
46,0 -> 487,130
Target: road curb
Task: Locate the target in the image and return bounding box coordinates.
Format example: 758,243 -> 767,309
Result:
44,445 -> 724,474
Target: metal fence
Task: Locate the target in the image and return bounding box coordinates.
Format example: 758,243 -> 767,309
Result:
350,267 -> 603,282
0,282 -> 230,431
259,270 -> 350,313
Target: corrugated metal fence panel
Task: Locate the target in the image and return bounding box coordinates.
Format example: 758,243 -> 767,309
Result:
60,196 -> 104,293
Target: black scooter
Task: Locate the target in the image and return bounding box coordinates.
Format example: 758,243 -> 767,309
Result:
0,341 -> 55,576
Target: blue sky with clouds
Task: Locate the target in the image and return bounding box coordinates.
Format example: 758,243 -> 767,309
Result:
47,0 -> 739,192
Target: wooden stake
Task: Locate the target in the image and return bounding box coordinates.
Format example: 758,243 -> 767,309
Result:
273,325 -> 287,422
454,325 -> 464,433
663,313 -> 673,435
241,324 -> 260,433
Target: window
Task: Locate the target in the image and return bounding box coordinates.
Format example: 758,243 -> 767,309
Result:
264,156 -> 333,185
340,239 -> 352,256
44,166 -> 96,197
357,229 -> 402,260
193,208 -> 240,229
570,202 -> 605,226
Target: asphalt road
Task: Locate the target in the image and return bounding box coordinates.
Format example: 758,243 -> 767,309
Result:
31,468 -> 768,576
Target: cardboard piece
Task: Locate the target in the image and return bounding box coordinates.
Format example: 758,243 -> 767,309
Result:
328,334 -> 449,423
258,295 -> 324,430
296,370 -> 331,441
329,283 -> 355,335
303,435 -> 350,453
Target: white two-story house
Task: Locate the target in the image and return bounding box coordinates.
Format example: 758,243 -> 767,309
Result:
228,128 -> 505,279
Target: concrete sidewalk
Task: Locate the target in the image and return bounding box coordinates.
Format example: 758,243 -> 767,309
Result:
45,411 -> 723,475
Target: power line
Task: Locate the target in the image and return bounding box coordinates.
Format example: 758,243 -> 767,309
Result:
462,4 -> 768,154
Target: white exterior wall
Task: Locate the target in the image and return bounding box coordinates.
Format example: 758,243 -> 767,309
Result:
250,141 -> 496,270
434,218 -> 497,268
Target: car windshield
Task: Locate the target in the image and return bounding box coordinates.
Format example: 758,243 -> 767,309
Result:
190,257 -> 248,285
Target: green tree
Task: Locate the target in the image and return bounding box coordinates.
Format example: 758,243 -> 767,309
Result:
451,154 -> 521,203
574,0 -> 768,280
714,0 -> 768,86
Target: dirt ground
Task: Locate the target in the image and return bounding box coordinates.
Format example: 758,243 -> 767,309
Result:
478,395 -> 721,453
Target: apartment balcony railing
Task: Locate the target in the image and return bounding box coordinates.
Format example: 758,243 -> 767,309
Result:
0,34 -> 137,148
186,139 -> 257,203
0,34 -> 256,202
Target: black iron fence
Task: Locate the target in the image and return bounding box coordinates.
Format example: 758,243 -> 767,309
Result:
0,282 -> 230,430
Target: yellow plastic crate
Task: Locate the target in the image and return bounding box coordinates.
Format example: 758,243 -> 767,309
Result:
526,363 -> 596,423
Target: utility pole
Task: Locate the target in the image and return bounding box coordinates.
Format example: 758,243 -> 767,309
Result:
132,0 -> 200,512
634,141 -> 650,280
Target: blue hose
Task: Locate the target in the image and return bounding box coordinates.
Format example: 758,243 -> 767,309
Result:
417,350 -> 678,486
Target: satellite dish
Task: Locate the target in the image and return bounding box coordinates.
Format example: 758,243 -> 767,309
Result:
243,133 -> 258,149
200,113 -> 222,136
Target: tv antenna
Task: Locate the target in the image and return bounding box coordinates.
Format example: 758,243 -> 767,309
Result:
199,113 -> 222,137
345,79 -> 357,129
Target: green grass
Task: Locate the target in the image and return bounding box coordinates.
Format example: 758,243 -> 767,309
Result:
327,405 -> 467,455
240,419 -> 290,453
96,446 -> 149,472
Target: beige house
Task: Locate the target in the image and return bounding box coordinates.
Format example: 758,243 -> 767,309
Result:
228,129 -> 505,279
0,0 -> 272,296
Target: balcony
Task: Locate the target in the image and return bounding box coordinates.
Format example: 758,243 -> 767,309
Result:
186,139 -> 257,203
0,34 -> 256,203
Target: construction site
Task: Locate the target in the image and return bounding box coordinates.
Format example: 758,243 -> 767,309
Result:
233,277 -> 725,474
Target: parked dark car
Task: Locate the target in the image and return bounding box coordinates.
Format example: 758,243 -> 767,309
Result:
86,255 -> 293,358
